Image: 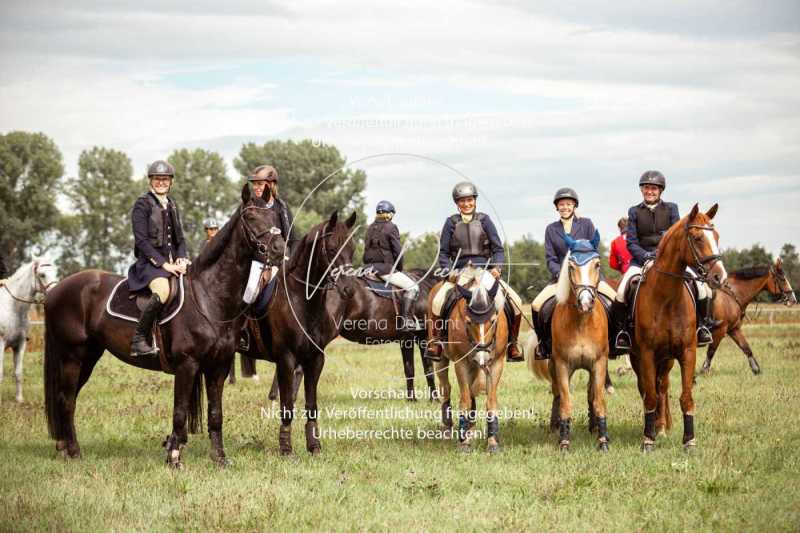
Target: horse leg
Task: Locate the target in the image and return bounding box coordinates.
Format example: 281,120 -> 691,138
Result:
277,352 -> 298,456
401,340 -> 416,401
554,358 -> 572,451
549,359 -> 560,432
268,367 -> 279,401
587,371 -> 597,434
655,360 -> 673,436
205,363 -> 230,466
13,337 -> 27,402
301,355 -> 325,455
165,360 -> 200,469
454,362 -> 474,452
638,348 -> 658,452
678,346 -> 698,451
592,356 -> 610,452
436,359 -> 452,431
485,359 -> 504,454
604,367 -> 615,395
419,338 -> 437,401
227,356 -> 236,385
729,327 -> 761,375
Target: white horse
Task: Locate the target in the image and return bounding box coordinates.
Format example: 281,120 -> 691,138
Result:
0,260 -> 58,403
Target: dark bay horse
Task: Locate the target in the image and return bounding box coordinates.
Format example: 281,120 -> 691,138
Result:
431,275 -> 509,453
265,268 -> 440,402
701,257 -> 796,375
252,211 -> 358,455
629,204 -> 727,452
540,235 -> 610,452
43,185 -> 285,467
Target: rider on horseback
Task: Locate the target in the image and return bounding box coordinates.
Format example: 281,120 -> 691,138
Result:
362,200 -> 420,332
247,165 -> 297,256
128,160 -> 188,357
531,187 -> 617,359
424,181 -> 524,363
611,171 -> 721,350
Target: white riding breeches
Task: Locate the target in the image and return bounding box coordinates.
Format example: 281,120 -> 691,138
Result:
431,266 -> 522,316
616,262 -> 711,304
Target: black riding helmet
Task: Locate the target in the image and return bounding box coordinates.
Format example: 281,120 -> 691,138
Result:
553,187 -> 579,207
639,170 -> 666,190
147,160 -> 175,178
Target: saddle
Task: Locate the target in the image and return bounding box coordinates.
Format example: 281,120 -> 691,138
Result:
628,266 -> 698,326
359,271 -> 398,300
106,276 -> 184,325
439,281 -> 512,336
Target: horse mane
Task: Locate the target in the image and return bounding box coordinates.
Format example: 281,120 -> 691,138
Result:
555,251 -> 572,304
287,223 -> 321,273
730,265 -> 770,280
7,260 -> 35,283
192,206 -> 240,272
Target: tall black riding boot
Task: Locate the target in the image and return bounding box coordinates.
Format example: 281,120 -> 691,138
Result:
696,297 -> 718,346
399,291 -> 420,332
610,300 -> 632,353
532,310 -> 550,360
506,312 -> 524,362
130,294 -> 163,357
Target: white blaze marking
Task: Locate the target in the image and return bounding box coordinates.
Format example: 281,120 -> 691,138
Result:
704,229 -> 728,280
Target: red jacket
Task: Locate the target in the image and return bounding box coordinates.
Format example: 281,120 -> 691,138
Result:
610,234 -> 632,274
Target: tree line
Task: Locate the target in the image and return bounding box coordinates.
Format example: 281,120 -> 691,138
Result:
1,130 -> 797,299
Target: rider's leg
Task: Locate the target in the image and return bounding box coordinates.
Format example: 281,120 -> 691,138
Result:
424,280 -> 454,361
532,283 -> 557,359
381,272 -> 420,331
691,273 -> 719,346
496,279 -> 524,362
612,266 -> 642,350
130,277 -> 168,357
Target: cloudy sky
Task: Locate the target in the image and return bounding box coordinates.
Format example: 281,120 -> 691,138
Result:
2,1 -> 798,254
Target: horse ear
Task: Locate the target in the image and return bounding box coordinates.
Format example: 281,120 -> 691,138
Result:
326,210 -> 339,230
776,257 -> 783,268
705,203 -> 718,220
563,234 -> 576,250
688,203 -> 699,221
590,229 -> 601,250
241,183 -> 251,204
345,211 -> 357,228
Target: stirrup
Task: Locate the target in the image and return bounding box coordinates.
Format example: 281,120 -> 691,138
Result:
424,341 -> 443,362
615,330 -> 632,350
696,326 -> 713,346
506,344 -> 524,362
534,343 -> 550,360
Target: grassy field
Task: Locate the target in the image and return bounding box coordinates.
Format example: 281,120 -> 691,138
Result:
1,322 -> 799,531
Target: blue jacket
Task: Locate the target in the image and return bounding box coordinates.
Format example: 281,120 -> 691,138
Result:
438,212 -> 505,271
626,201 -> 680,266
544,217 -> 597,279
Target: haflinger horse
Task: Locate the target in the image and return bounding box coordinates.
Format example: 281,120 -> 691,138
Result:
257,211 -> 358,455
43,185 -> 285,467
701,257 -> 797,375
629,203 -> 727,452
431,271 -> 509,453
533,233 -> 611,452
0,260 -> 58,403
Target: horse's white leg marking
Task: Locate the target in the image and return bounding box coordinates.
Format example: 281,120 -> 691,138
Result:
14,337 -> 26,403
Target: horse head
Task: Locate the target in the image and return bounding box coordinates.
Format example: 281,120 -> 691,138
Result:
240,184 -> 287,279
559,231 -> 601,313
769,257 -> 797,306
457,275 -> 502,367
32,259 -> 59,295
684,203 -> 727,287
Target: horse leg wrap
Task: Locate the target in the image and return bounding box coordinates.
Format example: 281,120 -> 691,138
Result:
682,414 -> 695,444
487,415 -> 499,440
559,418 -> 571,446
644,410 -> 657,441
458,414 -> 470,442
597,417 -> 609,443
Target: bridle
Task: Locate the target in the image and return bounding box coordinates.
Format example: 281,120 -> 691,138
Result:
2,262 -> 57,304
289,229 -> 353,294
458,282 -> 500,368
770,265 -> 795,304
568,258 -> 599,309
654,222 -> 722,285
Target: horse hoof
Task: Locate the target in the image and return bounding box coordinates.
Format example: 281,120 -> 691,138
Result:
559,441 -> 570,452
487,443 -> 501,454
598,441 -> 609,453
683,439 -> 697,453
641,441 -> 655,453
657,428 -> 667,438
212,456 -> 232,468
749,360 -> 761,375
308,445 -> 322,455
606,386 -> 615,395
167,461 -> 184,470
458,442 -> 473,453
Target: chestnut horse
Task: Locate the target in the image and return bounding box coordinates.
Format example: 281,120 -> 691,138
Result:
431,274 -> 509,453
629,204 -> 726,452
43,185 -> 285,466
542,234 -> 610,452
701,257 -> 796,375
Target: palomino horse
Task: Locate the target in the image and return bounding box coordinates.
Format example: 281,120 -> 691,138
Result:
264,268 -> 440,403
701,258 -> 797,375
43,185 -> 285,466
253,211 -> 358,455
431,273 -> 509,453
0,260 -> 58,403
629,204 -> 727,452
534,234 -> 610,452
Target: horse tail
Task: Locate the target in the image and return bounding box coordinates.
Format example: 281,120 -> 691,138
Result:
524,332 -> 551,383
44,316 -> 63,440
188,372 -> 204,434
241,355 -> 257,377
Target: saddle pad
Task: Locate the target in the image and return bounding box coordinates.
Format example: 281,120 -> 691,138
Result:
361,277 -> 396,300
106,276 -> 185,325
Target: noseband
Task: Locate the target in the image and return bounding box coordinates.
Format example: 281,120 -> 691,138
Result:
240,205 -> 283,266
568,260 -> 598,308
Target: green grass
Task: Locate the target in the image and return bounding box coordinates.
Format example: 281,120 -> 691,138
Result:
2,325 -> 800,532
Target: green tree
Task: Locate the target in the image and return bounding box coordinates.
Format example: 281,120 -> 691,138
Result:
163,148 -> 238,257
59,147 -> 138,275
233,140 -> 367,239
401,232 -> 440,270
780,243 -> 799,298
0,131 -> 64,271
507,234 -> 550,302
